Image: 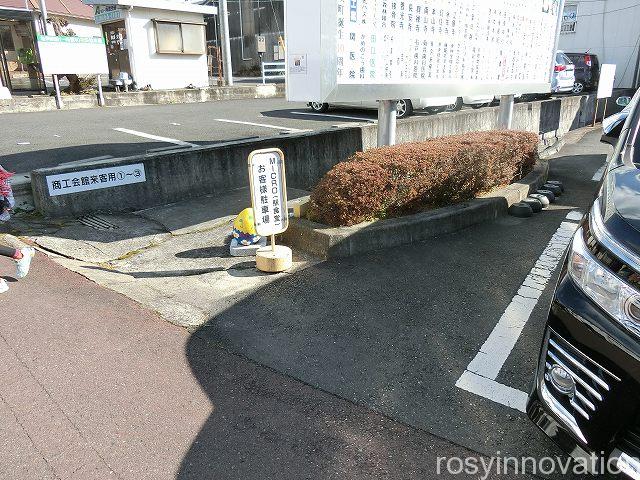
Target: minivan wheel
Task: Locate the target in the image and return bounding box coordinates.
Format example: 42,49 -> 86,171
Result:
572,82 -> 585,94
310,102 -> 329,113
396,99 -> 413,118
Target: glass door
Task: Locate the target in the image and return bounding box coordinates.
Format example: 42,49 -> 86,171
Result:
0,22 -> 44,92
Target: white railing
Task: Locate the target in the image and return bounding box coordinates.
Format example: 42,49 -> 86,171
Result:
261,62 -> 286,84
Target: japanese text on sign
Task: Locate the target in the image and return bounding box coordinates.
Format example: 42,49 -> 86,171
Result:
248,149 -> 288,236
335,0 -> 558,84
285,0 -> 563,102
46,163 -> 146,196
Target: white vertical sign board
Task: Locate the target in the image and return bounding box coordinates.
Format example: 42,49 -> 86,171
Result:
597,64 -> 616,99
286,0 -> 563,102
248,149 -> 288,236
37,35 -> 109,75
257,35 -> 267,53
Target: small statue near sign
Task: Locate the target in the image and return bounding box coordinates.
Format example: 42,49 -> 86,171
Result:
229,208 -> 267,257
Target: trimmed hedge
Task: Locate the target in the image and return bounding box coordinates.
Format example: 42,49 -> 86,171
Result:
308,130 -> 539,227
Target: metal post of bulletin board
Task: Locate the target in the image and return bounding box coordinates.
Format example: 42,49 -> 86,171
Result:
377,100 -> 397,147
38,0 -> 63,109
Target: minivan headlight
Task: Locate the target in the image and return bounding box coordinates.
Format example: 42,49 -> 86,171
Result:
568,228 -> 640,335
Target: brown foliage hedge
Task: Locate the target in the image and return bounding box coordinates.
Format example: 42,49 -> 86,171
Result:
308,130 -> 539,227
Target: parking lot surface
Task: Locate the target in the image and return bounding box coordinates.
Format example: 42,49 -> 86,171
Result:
1,97 -> 377,173
0,95 -> 555,174
191,131 -> 608,478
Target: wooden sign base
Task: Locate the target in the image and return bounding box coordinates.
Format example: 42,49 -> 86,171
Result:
256,245 -> 292,273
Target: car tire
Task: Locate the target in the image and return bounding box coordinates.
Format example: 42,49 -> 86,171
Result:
446,97 -> 464,112
523,198 -> 543,213
396,99 -> 413,119
543,183 -> 562,196
572,82 -> 585,94
309,102 -> 329,113
509,202 -> 534,218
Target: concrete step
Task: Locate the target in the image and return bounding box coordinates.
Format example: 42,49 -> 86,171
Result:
10,173 -> 34,212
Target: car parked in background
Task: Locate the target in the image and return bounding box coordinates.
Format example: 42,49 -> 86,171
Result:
551,52 -> 576,94
309,97 -> 456,118
309,95 -> 494,118
565,52 -> 600,94
455,95 -> 496,111
527,91 -> 640,477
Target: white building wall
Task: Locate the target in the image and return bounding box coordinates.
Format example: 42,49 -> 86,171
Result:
125,8 -> 208,90
66,17 -> 102,38
559,0 -> 640,88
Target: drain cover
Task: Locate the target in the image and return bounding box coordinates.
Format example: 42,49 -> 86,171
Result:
78,215 -> 119,231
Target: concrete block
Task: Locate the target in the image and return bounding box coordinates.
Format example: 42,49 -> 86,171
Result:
230,237 -> 267,257
281,160 -> 548,259
288,196 -> 310,218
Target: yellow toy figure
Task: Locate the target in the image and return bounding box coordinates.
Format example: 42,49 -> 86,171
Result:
230,208 -> 267,256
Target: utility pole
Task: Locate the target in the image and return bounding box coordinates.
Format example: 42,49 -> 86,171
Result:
38,0 -> 63,109
218,0 -> 233,86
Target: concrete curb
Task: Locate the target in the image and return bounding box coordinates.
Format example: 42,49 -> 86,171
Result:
281,161 -> 549,259
538,138 -> 565,160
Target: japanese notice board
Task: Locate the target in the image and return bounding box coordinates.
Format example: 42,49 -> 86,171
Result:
597,64 -> 616,99
248,149 -> 288,236
285,0 -> 564,102
37,35 -> 109,75
46,164 -> 146,196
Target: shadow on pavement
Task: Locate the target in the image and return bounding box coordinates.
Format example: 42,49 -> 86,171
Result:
82,264 -> 228,278
176,141 -> 611,479
175,244 -> 232,259
0,140 -> 235,173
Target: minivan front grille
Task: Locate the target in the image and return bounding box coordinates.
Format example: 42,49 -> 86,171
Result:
621,423 -> 640,458
544,329 -> 621,420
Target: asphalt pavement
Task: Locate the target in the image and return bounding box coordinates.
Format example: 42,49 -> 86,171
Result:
0,97 -> 378,173
191,130 -> 609,478
0,246 -> 532,480
0,129 -> 608,479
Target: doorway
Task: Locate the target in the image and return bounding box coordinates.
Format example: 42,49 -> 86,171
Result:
102,21 -> 132,80
0,21 -> 44,92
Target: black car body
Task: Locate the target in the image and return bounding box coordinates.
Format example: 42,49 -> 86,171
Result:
527,90 -> 640,477
565,53 -> 600,94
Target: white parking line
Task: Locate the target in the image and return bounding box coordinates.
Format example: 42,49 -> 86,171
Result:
213,119 -> 304,132
113,128 -> 198,147
455,212 -> 582,412
592,165 -> 607,182
291,111 -> 377,123
456,371 -> 529,412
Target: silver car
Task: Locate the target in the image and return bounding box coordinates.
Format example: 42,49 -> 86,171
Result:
309,95 -> 494,119
552,52 -> 576,94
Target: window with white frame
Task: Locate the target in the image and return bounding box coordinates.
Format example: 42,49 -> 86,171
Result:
153,20 -> 206,54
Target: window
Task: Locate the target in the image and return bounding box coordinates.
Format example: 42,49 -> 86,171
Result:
561,4 -> 577,34
154,20 -> 206,55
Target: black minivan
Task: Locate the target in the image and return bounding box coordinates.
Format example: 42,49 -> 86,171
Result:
565,52 -> 600,94
527,90 -> 640,477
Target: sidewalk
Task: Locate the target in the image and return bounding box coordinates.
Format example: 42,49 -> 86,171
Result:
8,187 -> 318,330
0,242 -> 513,479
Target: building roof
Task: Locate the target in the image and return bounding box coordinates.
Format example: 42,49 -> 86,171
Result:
0,0 -> 94,18
84,0 -> 217,15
